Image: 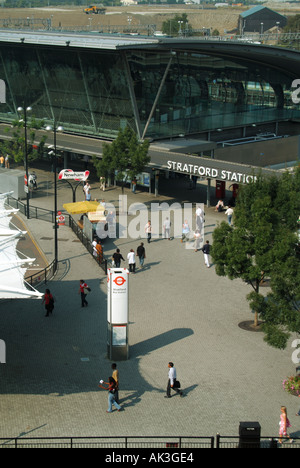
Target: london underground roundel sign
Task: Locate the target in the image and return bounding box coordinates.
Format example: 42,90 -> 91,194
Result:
113,276 -> 126,287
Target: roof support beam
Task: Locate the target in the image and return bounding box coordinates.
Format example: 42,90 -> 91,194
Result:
142,55 -> 174,140
121,51 -> 143,140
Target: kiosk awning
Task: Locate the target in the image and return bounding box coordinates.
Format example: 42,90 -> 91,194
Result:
63,201 -> 105,215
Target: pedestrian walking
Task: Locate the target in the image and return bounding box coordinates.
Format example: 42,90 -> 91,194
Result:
92,236 -> 98,258
225,205 -> 234,225
5,155 -> 9,169
95,240 -> 103,264
111,363 -> 120,404
195,205 -> 204,230
78,279 -> 90,307
127,249 -> 136,273
42,289 -> 55,317
279,406 -> 293,444
193,229 -> 201,252
100,176 -> 106,192
99,377 -> 122,413
136,242 -> 146,268
181,220 -> 190,243
165,362 -> 183,398
201,240 -> 211,268
132,177 -> 137,194
112,248 -> 125,268
83,182 -> 91,201
145,221 -> 152,244
163,217 -> 171,240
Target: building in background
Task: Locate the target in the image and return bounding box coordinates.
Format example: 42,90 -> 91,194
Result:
239,5 -> 287,35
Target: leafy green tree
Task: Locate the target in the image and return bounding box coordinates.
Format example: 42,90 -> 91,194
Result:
162,14 -> 192,37
249,167 -> 300,349
92,126 -> 150,193
0,116 -> 46,166
212,166 -> 300,348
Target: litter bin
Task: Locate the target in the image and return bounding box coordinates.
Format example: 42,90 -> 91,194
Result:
239,422 -> 261,448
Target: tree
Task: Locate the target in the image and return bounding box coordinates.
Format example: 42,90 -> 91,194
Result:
92,126 -> 150,193
280,14 -> 300,50
212,166 -> 300,347
162,14 -> 192,37
249,167 -> 300,349
0,117 -> 46,165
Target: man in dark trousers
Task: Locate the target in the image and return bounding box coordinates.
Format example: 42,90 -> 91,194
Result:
112,248 -> 125,268
165,362 -> 183,398
201,240 -> 211,268
136,242 -> 146,268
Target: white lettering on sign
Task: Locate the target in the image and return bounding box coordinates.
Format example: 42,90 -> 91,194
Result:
58,169 -> 90,181
167,160 -> 257,183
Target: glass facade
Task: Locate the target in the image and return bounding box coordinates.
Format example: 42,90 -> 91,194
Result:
0,41 -> 299,141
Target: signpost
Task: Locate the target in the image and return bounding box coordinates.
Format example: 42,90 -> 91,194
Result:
58,169 -> 90,202
58,169 -> 90,181
107,268 -> 129,361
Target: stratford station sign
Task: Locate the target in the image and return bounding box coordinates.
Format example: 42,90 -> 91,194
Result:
149,143 -> 278,185
166,160 -> 258,184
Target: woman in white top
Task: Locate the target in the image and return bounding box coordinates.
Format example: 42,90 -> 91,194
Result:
225,206 -> 234,225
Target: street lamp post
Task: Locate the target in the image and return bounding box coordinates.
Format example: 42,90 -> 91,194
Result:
178,20 -> 183,36
46,123 -> 63,269
17,105 -> 32,219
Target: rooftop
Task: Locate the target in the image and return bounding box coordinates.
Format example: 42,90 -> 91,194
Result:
240,5 -> 287,19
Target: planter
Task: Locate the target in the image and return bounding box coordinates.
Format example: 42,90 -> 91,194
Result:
282,376 -> 300,397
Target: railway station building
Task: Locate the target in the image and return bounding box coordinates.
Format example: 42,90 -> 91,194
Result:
0,30 -> 299,201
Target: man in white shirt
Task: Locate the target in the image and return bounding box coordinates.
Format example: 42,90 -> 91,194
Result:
83,182 -> 91,201
127,249 -> 136,273
165,362 -> 183,398
196,205 -> 204,230
163,217 -> 171,240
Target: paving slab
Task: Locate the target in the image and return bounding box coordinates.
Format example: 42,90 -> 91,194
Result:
0,167 -> 299,441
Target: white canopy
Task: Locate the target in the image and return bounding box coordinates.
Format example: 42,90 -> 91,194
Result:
0,192 -> 43,300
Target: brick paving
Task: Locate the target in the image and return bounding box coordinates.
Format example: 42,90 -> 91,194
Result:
0,167 -> 299,440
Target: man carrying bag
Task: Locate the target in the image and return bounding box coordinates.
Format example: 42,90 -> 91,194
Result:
165,362 -> 183,398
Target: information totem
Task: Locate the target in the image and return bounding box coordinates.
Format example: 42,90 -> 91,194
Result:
107,268 -> 129,361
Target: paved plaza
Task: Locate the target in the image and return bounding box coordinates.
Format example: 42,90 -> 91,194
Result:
0,167 -> 299,441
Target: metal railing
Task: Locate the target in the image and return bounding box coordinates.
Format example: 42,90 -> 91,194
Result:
0,435 -> 299,448
67,215 -> 107,274
216,435 -> 300,449
25,259 -> 58,288
6,195 -> 107,276
6,196 -> 56,223
0,436 -> 213,449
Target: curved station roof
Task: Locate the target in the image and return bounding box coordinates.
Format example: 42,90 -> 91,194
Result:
0,30 -> 299,76
0,31 -> 299,179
